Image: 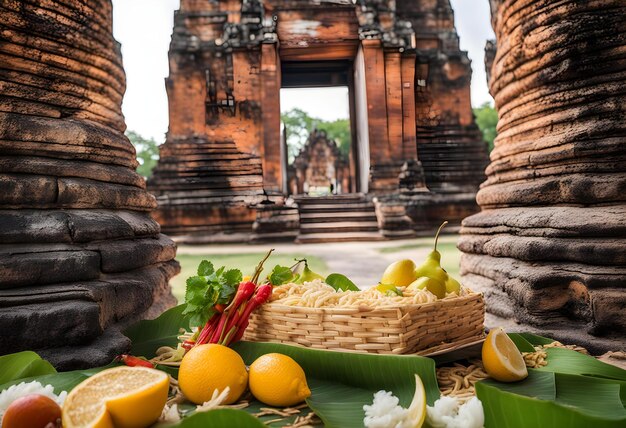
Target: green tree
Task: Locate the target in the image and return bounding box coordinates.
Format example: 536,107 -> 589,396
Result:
281,108 -> 351,163
473,101 -> 498,151
126,130 -> 160,178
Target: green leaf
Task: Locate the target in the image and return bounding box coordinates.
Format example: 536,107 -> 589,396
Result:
518,332 -> 555,346
173,409 -> 265,427
124,304 -> 187,358
508,332 -> 536,352
0,351 -> 56,385
185,276 -> 207,306
197,260 -> 214,276
325,273 -> 359,291
216,283 -> 236,305
268,265 -> 294,285
232,341 -> 440,427
221,269 -> 243,287
538,347 -> 626,381
477,370 -> 626,428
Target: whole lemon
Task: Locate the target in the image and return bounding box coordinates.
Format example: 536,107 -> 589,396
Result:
249,353 -> 311,407
178,344 -> 248,405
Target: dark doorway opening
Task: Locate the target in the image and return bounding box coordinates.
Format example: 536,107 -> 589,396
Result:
280,60 -> 359,196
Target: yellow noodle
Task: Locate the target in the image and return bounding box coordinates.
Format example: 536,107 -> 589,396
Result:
269,279 -> 455,308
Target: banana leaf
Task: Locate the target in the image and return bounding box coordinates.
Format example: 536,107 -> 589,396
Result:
507,333 -> 535,353
125,304 -> 188,358
0,351 -> 56,385
170,409 -> 266,427
232,341 -> 440,427
477,369 -> 626,428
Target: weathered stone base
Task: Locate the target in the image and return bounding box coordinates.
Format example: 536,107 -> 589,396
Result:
459,206 -> 626,350
0,210 -> 179,368
374,191 -> 481,238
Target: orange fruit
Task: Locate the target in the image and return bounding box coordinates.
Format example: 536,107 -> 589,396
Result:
2,394 -> 61,428
62,366 -> 169,428
248,353 -> 311,407
482,327 -> 528,382
178,344 -> 248,405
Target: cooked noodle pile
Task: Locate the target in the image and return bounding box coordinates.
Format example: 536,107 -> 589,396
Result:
269,279 -> 460,308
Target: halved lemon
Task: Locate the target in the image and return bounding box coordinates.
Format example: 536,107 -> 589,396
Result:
406,374 -> 427,427
62,366 -> 169,428
482,327 -> 528,382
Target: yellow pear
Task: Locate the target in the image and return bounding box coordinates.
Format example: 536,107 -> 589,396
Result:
409,277 -> 446,299
445,276 -> 461,294
381,259 -> 417,287
414,221 -> 449,283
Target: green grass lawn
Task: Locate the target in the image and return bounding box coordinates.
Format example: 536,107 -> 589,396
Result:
377,240 -> 461,278
170,253 -> 329,302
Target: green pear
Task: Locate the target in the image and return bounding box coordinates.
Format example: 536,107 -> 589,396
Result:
445,276 -> 461,294
381,259 -> 417,287
409,277 -> 446,299
414,221 -> 449,283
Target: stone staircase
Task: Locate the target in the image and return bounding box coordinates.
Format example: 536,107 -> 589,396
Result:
294,194 -> 384,243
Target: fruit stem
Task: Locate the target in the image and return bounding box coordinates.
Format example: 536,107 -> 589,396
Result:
434,221 -> 448,252
251,249 -> 274,283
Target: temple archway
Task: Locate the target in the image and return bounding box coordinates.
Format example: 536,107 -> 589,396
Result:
147,0 -> 489,243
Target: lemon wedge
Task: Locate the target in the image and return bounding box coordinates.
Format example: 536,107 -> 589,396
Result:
62,366 -> 169,428
482,327 -> 528,382
406,374 -> 427,428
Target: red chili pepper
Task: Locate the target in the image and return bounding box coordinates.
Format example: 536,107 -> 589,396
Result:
226,284 -> 273,346
214,304 -> 226,313
117,354 -> 154,368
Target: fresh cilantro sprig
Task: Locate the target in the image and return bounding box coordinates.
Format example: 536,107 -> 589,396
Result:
182,260 -> 242,327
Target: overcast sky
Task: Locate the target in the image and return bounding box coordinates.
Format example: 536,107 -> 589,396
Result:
112,0 -> 494,142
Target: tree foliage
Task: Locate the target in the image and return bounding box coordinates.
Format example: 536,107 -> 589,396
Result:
473,101 -> 498,151
126,130 -> 160,178
281,108 -> 351,163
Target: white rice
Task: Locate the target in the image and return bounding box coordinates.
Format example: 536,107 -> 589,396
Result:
0,381 -> 67,420
364,390 -> 485,428
427,396 -> 485,428
363,390 -> 410,428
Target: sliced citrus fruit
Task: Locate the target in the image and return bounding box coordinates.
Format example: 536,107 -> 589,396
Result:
482,327 -> 528,382
406,374 -> 427,427
62,366 -> 169,428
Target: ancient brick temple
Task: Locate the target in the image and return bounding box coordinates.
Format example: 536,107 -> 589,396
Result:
148,0 -> 489,243
289,129 -> 351,196
0,0 -> 179,368
459,0 -> 626,352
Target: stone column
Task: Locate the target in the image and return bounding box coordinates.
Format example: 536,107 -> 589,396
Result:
459,0 -> 626,352
0,0 -> 179,369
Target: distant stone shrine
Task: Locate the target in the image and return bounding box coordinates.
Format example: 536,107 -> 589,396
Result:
459,0 -> 626,352
0,0 -> 178,368
289,130 -> 351,196
148,0 -> 489,242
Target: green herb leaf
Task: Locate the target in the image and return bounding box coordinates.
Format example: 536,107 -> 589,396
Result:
221,269 -> 243,287
268,265 -> 294,285
197,260 -> 214,276
183,262 -> 243,328
325,273 -> 359,291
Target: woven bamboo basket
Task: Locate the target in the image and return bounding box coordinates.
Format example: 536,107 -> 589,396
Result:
244,291 -> 485,355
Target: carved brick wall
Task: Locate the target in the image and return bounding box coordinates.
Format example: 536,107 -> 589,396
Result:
0,0 -> 179,369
